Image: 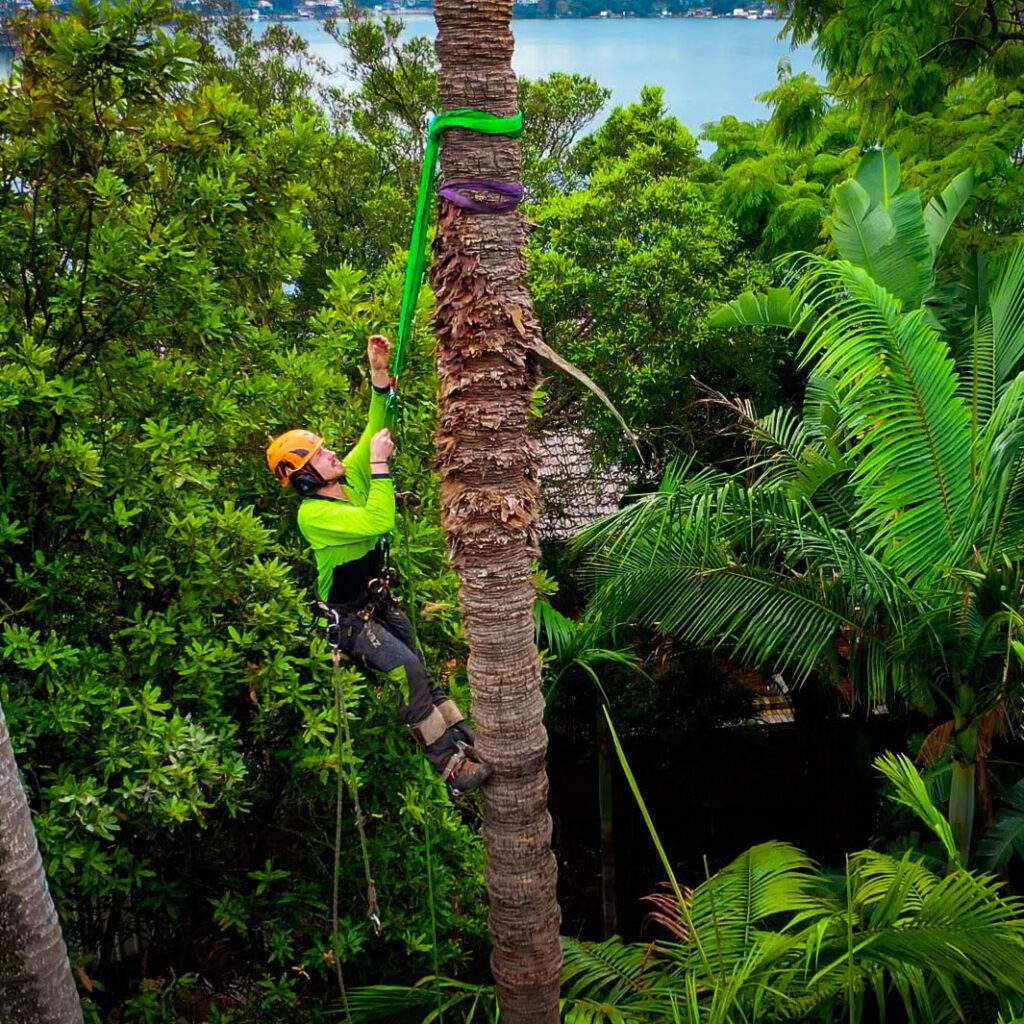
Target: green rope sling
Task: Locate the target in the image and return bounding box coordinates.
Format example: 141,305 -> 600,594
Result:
387,108 -> 524,405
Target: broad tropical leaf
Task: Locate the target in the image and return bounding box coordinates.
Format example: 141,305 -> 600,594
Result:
923,167 -> 973,257
708,286 -> 808,331
831,153 -> 933,308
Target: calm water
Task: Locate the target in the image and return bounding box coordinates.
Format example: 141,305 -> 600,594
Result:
1,16 -> 819,139
291,14 -> 819,137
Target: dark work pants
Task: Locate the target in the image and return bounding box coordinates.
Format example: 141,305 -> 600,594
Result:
335,600 -> 459,773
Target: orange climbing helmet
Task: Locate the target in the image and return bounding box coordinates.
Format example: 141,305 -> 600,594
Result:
266,429 -> 324,486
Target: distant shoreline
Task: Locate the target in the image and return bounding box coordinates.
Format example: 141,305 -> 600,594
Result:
251,9 -> 785,22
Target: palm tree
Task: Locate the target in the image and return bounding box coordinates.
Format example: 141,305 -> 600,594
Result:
430,2 -> 562,1019
347,752 -> 1024,1023
0,701 -> 83,1024
580,151 -> 1024,866
535,600 -> 642,937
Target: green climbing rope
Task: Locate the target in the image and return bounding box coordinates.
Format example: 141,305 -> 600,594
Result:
388,108 -> 524,397
330,648 -> 381,1018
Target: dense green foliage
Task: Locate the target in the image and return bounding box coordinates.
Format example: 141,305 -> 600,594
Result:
581,150 -> 1024,867
8,0 -> 1024,1021
530,89 -> 786,461
0,3 -> 485,1018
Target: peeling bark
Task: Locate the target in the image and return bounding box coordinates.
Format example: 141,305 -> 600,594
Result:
0,700 -> 83,1024
431,3 -> 562,1022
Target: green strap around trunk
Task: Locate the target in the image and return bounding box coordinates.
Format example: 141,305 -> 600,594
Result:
388,108 -> 524,387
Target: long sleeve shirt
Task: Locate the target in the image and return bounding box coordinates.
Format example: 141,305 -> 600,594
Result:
297,386 -> 395,603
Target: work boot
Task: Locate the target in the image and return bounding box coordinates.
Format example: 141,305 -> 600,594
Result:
443,746 -> 493,798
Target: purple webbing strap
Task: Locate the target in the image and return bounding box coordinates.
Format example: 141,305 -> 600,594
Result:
437,179 -> 525,214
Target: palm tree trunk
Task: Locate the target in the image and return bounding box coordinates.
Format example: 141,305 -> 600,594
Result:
431,3 -> 562,1021
0,700 -> 83,1024
949,759 -> 976,867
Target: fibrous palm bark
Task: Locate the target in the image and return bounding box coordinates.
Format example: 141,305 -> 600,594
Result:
430,3 -> 562,1021
0,700 -> 83,1024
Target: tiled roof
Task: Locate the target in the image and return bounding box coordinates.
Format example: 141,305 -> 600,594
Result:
536,428 -> 634,540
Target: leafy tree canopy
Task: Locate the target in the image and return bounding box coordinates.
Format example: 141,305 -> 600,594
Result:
529,87 -> 792,464
0,1 -> 487,1016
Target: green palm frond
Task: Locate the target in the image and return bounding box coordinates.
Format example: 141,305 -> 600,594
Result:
347,977 -> 498,1023
795,257 -> 973,580
561,996 -> 642,1024
848,849 -> 942,921
535,599 -> 581,665
793,373 -> 856,512
726,400 -> 811,483
852,867 -> 1024,993
958,311 -> 997,438
684,842 -> 821,962
561,936 -> 661,1008
874,753 -> 961,867
582,474 -> 904,687
977,778 -> 1024,871
535,600 -> 641,707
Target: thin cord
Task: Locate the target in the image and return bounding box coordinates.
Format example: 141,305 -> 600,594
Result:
422,763 -> 443,1023
331,651 -> 351,1020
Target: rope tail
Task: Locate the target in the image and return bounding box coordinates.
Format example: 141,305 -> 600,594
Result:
331,650 -> 351,1019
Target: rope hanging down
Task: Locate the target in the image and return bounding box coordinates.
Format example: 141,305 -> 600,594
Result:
388,108 -> 524,398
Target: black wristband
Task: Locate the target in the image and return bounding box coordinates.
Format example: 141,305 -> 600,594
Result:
372,382 -> 390,394
371,472 -> 391,480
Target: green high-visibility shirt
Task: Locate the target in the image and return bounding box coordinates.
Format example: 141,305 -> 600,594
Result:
297,387 -> 395,602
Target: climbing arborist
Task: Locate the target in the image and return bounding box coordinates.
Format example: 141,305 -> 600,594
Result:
266,334 -> 492,798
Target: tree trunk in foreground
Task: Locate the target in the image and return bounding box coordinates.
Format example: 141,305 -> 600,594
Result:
431,3 -> 562,1021
0,701 -> 83,1024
